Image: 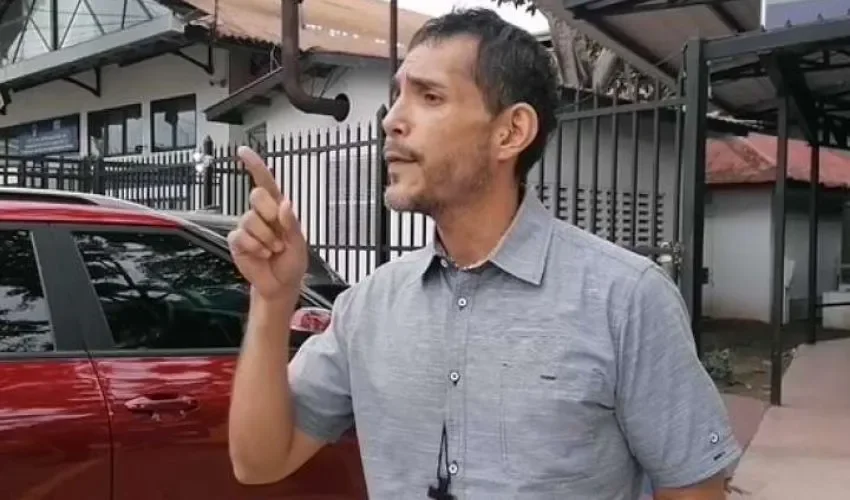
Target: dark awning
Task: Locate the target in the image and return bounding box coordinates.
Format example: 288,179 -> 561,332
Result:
0,15 -> 188,94
556,0 -> 850,149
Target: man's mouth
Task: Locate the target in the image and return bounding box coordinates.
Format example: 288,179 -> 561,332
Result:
385,153 -> 415,164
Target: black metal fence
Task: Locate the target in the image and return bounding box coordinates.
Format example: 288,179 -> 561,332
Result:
0,84 -> 693,285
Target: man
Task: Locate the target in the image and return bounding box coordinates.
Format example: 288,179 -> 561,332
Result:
227,8 -> 741,500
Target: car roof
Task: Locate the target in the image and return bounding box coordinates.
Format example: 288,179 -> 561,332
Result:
161,210 -> 240,227
0,200 -> 184,227
0,186 -> 153,210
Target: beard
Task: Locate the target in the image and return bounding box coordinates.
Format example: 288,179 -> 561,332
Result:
384,143 -> 492,217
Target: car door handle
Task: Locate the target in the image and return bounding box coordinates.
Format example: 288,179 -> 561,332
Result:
125,394 -> 199,413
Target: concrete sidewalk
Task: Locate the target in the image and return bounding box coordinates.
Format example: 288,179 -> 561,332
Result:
726,337 -> 850,499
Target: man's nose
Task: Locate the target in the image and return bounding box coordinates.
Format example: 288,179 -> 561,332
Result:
382,100 -> 409,138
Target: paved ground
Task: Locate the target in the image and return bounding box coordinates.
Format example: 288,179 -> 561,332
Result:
725,337 -> 850,499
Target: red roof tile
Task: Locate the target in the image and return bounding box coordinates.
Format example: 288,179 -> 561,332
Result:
181,0 -> 430,59
707,133 -> 850,188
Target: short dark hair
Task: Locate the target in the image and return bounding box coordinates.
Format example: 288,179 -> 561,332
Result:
408,8 -> 559,180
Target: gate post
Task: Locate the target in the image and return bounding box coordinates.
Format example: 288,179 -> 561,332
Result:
202,136 -> 215,209
375,106 -> 390,267
680,37 -> 708,356
91,157 -> 105,195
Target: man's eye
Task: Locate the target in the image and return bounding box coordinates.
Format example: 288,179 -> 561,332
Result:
424,93 -> 441,104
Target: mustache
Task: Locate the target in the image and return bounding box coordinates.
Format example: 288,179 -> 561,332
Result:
383,142 -> 420,163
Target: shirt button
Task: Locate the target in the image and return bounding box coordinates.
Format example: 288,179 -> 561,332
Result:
457,297 -> 468,308
440,258 -> 449,268
448,370 -> 460,384
448,461 -> 459,475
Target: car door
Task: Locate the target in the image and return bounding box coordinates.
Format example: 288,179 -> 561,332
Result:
0,224 -> 111,500
53,223 -> 367,500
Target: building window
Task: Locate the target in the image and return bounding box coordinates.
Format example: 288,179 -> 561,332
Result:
88,104 -> 143,157
151,94 -> 196,152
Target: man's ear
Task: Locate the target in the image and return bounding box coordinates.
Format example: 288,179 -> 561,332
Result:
493,103 -> 539,162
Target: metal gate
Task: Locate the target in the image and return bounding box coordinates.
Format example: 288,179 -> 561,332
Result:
0,83 -> 698,306
523,81 -> 688,280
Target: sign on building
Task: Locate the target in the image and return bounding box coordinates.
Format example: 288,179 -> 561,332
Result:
17,126 -> 79,156
761,0 -> 849,30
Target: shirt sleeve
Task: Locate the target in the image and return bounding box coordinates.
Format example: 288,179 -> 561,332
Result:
615,265 -> 743,489
287,288 -> 355,443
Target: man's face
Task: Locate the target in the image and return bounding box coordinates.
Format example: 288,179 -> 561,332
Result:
381,36 -> 498,216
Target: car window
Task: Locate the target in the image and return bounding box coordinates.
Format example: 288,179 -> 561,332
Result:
71,230 -> 307,351
0,229 -> 54,353
201,224 -> 347,287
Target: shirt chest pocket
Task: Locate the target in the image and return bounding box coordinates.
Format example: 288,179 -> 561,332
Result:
498,333 -> 608,483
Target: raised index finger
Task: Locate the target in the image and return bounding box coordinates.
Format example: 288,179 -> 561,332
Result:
238,145 -> 282,202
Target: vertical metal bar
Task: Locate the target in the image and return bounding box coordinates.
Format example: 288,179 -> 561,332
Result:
306,131 -> 315,244
354,125 -> 362,282
50,0 -> 59,50
770,93 -> 789,407
672,72 -> 685,247
296,134 -> 303,227
680,38 -> 708,354
629,109 -> 639,248
553,121 -> 563,218
389,0 -> 398,106
375,106 -> 390,266
366,121 -> 374,276
590,93 -> 600,233
333,128 -> 342,271
609,97 -> 620,243
537,133 -> 546,203
651,79 -> 662,248
324,128 -> 332,271
807,135 -> 820,345
571,92 -> 581,226
288,133 -> 295,202
327,127 -> 334,271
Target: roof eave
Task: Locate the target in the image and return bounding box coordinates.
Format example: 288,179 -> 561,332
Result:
204,51 -> 391,124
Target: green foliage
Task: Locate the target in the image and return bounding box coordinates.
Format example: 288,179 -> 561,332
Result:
702,348 -> 735,385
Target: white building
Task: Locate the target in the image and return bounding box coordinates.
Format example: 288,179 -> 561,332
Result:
0,0 -> 428,158
0,0 -> 431,283
703,133 -> 850,324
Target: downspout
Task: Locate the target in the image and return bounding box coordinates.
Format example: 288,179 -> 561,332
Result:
280,0 -> 350,121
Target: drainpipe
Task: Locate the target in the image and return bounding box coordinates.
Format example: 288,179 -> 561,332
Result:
280,0 -> 350,121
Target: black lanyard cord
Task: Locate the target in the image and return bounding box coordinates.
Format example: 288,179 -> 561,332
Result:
427,422 -> 456,500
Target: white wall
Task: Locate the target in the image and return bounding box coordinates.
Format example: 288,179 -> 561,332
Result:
702,186 -> 844,323
1,44 -> 233,153
703,188 -> 774,322
785,211 -> 842,312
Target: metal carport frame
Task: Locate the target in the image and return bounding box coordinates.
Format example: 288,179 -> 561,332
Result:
681,16 -> 850,406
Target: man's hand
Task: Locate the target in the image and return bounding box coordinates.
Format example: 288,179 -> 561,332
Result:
227,145 -> 308,301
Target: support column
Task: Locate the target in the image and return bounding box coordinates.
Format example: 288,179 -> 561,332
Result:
770,94 -> 789,406
680,38 -> 708,355
807,136 -> 820,344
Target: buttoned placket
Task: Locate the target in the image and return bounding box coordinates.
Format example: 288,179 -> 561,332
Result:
440,262 -> 478,488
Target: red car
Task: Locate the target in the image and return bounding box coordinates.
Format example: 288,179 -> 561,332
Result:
0,199 -> 368,500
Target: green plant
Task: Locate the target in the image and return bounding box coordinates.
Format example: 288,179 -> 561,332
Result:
702,348 -> 734,385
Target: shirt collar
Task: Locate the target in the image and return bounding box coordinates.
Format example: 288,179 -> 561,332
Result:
415,190 -> 554,286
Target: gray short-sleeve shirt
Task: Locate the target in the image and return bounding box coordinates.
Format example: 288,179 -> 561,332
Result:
288,192 -> 742,499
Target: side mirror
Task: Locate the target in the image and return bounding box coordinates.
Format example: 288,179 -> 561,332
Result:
290,307 -> 331,347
